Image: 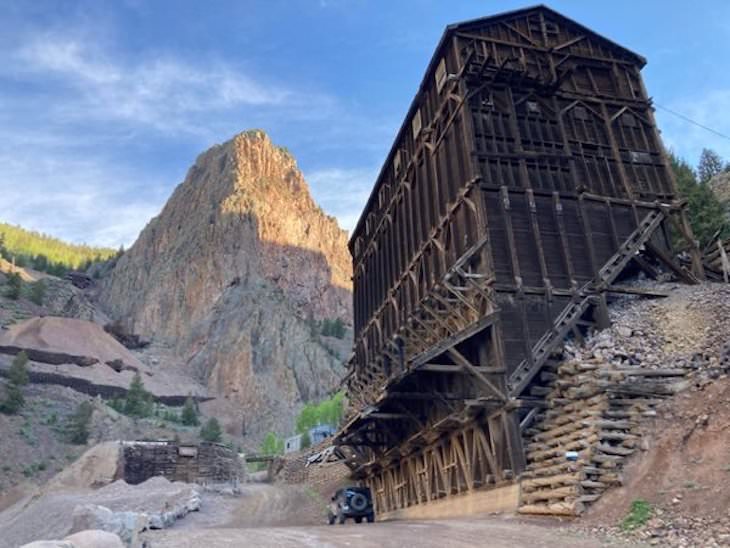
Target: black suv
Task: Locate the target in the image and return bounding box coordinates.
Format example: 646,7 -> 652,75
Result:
327,486 -> 375,524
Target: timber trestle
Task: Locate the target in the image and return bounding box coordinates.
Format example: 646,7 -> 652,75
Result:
335,6 -> 704,516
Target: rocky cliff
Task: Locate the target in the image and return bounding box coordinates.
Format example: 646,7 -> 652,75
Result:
98,130 -> 352,438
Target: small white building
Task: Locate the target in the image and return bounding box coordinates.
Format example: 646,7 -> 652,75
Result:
284,434 -> 302,454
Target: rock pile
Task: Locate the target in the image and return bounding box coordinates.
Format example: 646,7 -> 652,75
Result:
0,475 -> 201,548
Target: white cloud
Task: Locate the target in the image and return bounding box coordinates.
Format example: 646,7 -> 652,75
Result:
0,28 -> 388,248
0,150 -> 166,248
305,167 -> 377,232
12,34 -> 294,134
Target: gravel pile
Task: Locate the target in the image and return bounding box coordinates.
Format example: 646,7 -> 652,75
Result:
566,282 -> 730,381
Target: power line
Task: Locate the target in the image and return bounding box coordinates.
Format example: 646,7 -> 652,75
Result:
654,103 -> 730,142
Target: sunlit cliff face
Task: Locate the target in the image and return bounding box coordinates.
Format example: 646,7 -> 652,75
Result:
222,130 -> 352,294
97,129 -> 352,438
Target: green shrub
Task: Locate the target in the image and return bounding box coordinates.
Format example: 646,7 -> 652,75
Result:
66,401 -> 93,444
200,417 -> 223,443
295,391 -> 344,434
181,397 -> 199,426
108,398 -> 125,414
672,153 -> 729,247
29,280 -> 46,305
0,383 -> 24,414
621,499 -> 652,531
4,272 -> 22,300
162,409 -> 181,423
260,431 -> 284,456
320,318 -> 346,339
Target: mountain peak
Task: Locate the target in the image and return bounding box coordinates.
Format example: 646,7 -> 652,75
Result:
97,132 -> 352,438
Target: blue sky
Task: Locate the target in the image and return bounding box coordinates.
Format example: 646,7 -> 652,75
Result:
1,0 -> 729,247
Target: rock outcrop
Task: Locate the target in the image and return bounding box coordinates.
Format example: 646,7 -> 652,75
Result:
98,130 -> 352,437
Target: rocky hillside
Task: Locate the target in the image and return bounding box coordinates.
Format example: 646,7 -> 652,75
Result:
98,130 -> 353,438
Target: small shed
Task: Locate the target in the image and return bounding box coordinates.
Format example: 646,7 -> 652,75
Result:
284,434 -> 303,454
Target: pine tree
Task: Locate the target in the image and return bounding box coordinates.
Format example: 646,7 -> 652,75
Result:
200,417 -> 223,442
698,148 -> 724,184
0,352 -> 28,414
671,153 -> 729,246
67,401 -> 93,444
181,396 -> 199,426
9,351 -> 29,386
0,383 -> 24,414
124,372 -> 153,417
5,272 -> 22,300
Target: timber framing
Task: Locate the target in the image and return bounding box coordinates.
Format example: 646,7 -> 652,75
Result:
336,5 -> 704,516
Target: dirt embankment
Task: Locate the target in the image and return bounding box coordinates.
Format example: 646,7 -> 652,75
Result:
573,283 -> 730,546
581,377 -> 730,545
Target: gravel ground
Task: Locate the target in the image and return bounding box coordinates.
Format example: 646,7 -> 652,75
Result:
144,513 -> 642,548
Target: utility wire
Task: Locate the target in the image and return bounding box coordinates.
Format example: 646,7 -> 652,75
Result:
654,103 -> 730,142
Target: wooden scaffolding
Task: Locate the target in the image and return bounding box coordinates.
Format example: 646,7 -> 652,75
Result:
335,5 -> 703,515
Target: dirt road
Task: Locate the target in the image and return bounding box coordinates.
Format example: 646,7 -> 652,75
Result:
140,483 -> 644,547
144,514 -> 640,547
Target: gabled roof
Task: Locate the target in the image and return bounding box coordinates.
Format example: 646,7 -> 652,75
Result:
350,5 -> 646,246
448,4 -> 646,66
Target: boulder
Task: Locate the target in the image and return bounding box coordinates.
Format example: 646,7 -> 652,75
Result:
19,530 -> 124,548
70,505 -> 147,547
19,542 -> 74,548
64,530 -> 125,548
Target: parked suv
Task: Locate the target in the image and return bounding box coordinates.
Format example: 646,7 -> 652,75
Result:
327,486 -> 375,524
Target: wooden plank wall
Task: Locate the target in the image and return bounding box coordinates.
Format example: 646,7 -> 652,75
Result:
340,7 -> 693,516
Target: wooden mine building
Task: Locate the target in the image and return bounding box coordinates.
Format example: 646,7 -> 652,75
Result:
334,5 -> 703,517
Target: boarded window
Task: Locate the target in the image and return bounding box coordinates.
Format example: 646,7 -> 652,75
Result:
573,106 -> 589,120
412,109 -> 422,139
622,113 -> 637,127
393,149 -> 402,177
435,58 -> 448,93
629,151 -> 651,163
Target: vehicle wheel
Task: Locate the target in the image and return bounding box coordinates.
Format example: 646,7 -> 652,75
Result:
350,493 -> 368,513
355,516 -> 363,524
366,513 -> 375,523
328,513 -> 336,525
